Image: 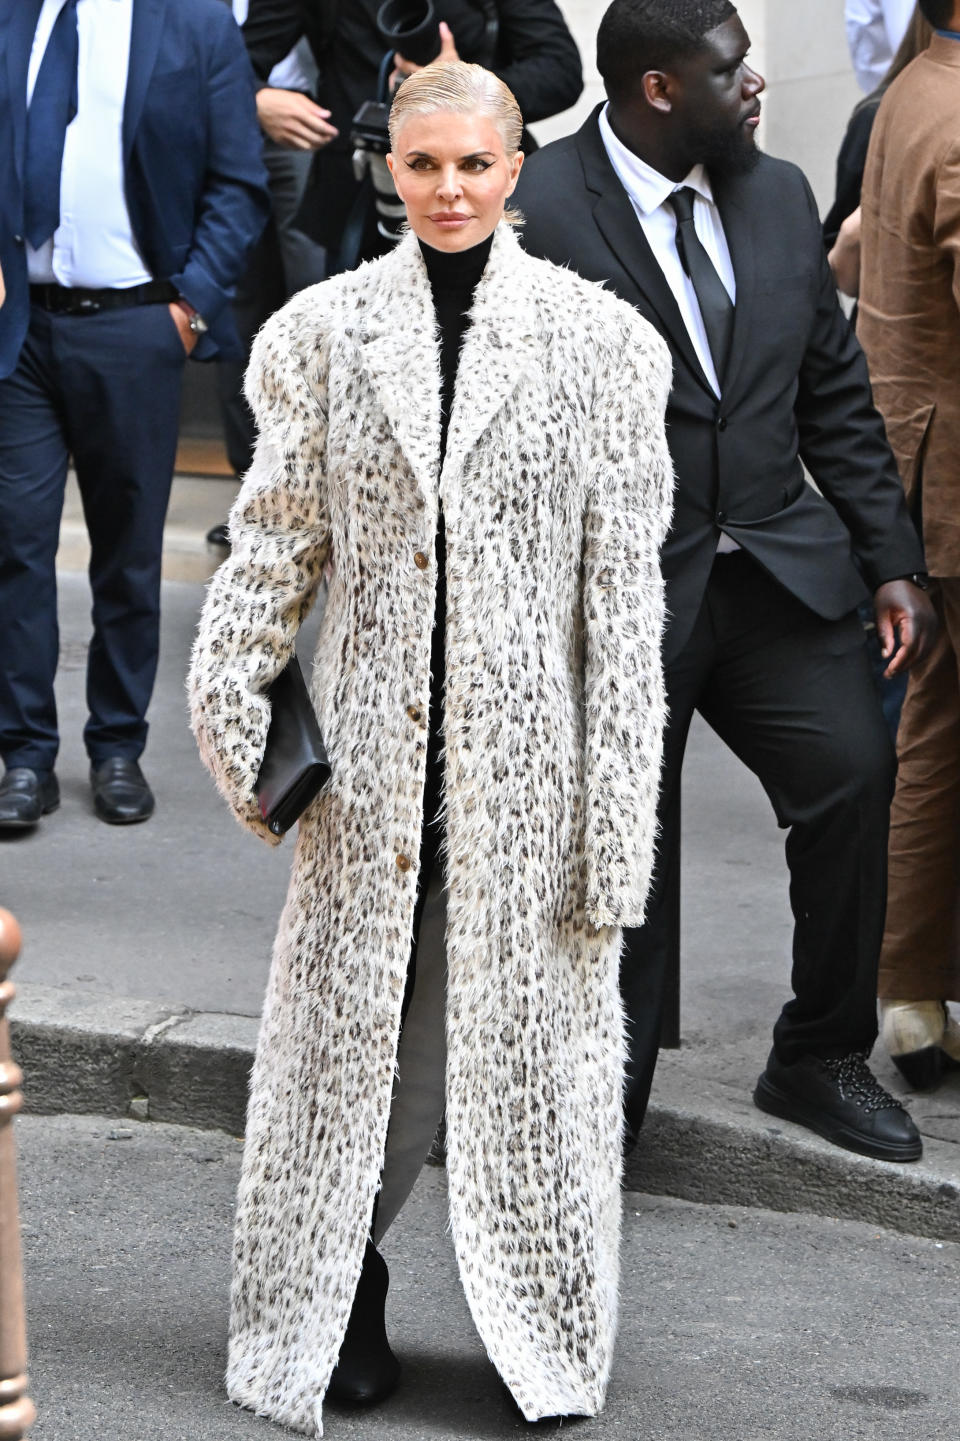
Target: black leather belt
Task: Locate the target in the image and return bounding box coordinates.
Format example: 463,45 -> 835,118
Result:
29,279 -> 177,315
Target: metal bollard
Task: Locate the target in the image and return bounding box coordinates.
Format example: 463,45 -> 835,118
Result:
0,910 -> 35,1440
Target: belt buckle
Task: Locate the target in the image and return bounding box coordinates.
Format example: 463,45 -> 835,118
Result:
75,295 -> 101,315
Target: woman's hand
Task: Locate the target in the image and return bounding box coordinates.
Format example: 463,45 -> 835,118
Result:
256,87 -> 339,150
392,21 -> 459,89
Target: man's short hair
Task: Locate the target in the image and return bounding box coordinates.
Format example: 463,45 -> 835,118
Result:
917,0 -> 952,27
597,0 -> 738,104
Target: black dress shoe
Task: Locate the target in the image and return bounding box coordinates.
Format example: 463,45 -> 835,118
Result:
206,521 -> 231,549
754,1048 -> 922,1163
90,758 -> 155,825
0,768 -> 60,831
327,1239 -> 400,1407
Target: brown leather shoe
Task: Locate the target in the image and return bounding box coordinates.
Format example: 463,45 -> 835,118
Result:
90,759 -> 154,825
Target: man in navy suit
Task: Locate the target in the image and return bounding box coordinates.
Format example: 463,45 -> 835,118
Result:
0,0 -> 269,829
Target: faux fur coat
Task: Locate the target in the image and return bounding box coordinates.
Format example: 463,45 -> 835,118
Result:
189,222 -> 673,1435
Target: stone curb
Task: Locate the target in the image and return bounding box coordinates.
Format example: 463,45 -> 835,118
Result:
10,983 -> 960,1242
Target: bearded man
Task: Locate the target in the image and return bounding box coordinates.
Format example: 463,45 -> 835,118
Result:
515,0 -> 937,1162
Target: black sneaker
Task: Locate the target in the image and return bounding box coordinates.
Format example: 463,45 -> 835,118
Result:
754,1048 -> 922,1163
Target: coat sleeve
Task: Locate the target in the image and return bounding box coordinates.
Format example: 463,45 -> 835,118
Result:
933,136 -> 960,320
795,169 -> 924,588
242,0 -> 309,81
493,0 -> 583,125
582,312 -> 674,929
188,304 -> 331,843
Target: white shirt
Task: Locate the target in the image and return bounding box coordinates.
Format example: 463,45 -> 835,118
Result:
598,103 -> 735,399
845,0 -> 915,92
599,104 -> 739,551
231,0 -> 317,93
27,0 -> 151,288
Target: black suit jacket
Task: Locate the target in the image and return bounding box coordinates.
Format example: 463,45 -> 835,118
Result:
514,109 -> 924,663
242,0 -> 582,125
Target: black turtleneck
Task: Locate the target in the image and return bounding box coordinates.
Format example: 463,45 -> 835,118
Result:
411,232 -> 493,896
419,232 -> 494,465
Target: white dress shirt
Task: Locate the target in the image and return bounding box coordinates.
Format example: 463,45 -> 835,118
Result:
599,102 -> 735,398
26,0 -> 152,288
845,0 -> 915,92
599,104 -> 739,551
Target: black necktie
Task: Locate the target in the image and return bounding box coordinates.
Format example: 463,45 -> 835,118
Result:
23,0 -> 80,250
667,186 -> 734,386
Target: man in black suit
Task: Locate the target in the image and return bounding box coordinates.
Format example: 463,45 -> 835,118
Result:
241,0 -> 582,268
515,0 -> 937,1162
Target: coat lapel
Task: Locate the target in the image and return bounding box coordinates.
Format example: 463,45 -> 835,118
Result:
356,226 -> 539,501
6,0 -> 44,186
357,234 -> 443,501
441,225 -> 539,489
577,111 -> 716,399
123,0 -> 164,164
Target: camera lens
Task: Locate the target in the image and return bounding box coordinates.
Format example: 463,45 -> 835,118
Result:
376,0 -> 441,68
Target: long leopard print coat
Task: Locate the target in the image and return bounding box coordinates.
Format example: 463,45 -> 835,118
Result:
189,223 -> 673,1436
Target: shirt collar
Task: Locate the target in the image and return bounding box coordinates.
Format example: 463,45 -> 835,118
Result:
599,103 -> 715,216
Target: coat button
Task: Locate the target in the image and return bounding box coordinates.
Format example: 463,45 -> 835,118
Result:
717,416 -> 727,431
396,853 -> 411,872
413,551 -> 429,570
716,510 -> 727,524
407,705 -> 422,722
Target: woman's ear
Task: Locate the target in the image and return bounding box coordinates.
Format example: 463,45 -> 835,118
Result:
385,152 -> 403,197
505,149 -> 524,197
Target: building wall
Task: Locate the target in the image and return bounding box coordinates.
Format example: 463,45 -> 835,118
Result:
543,1 -> 861,215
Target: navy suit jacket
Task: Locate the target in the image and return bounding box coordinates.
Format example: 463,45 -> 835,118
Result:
0,0 -> 271,377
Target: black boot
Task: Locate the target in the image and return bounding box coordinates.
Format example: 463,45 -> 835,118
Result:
327,1239 -> 400,1406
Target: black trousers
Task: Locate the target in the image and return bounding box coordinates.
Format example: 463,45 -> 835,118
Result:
0,303 -> 187,773
216,142 -> 327,477
620,552 -> 896,1139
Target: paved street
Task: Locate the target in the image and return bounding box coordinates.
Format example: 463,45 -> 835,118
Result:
20,1112 -> 959,1441
3,569 -> 959,1241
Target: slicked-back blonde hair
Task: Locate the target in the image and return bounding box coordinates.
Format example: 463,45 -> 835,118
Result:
388,60 -> 523,157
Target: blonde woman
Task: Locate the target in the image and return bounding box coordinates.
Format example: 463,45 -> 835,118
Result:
190,61 -> 673,1436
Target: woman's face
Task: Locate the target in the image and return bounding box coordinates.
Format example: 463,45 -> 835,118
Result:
386,109 -> 523,252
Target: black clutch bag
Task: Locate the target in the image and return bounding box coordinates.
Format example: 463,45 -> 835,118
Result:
254,656 -> 331,836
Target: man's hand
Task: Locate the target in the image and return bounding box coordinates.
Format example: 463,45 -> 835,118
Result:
255,88 -> 339,150
874,578 -> 938,677
392,21 -> 459,86
168,303 -> 199,356
828,205 -> 862,299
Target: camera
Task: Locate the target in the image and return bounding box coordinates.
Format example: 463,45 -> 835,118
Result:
350,96 -> 407,247
349,4 -> 441,250
376,1 -> 441,67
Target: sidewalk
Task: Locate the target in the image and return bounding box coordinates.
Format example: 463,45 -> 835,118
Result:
3,506 -> 959,1243
20,1112 -> 960,1441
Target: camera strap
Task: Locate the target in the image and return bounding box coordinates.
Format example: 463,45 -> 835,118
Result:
475,1 -> 500,67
